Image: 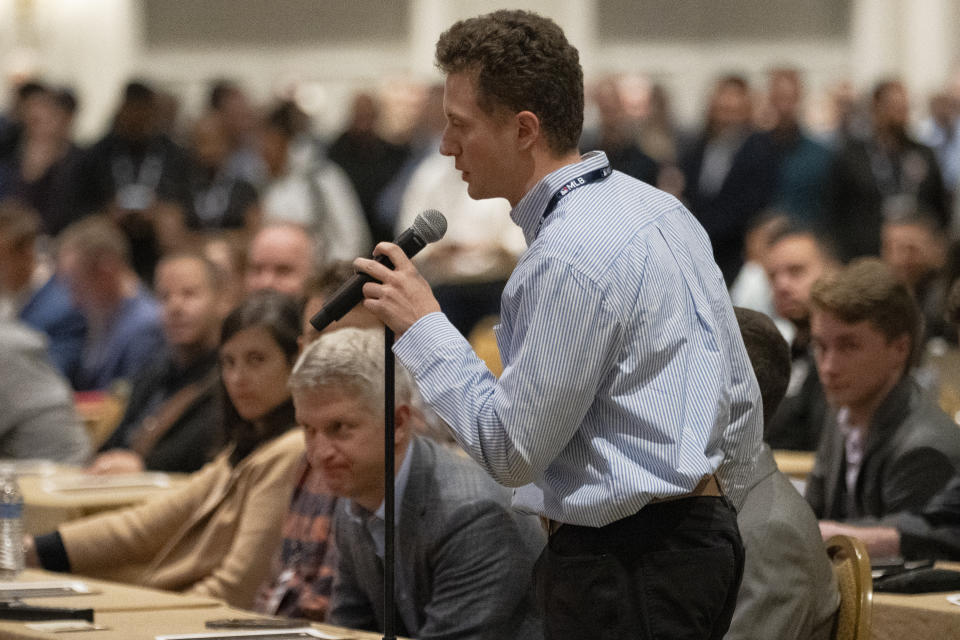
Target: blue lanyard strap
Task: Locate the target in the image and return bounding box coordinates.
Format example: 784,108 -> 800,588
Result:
540,164 -> 613,224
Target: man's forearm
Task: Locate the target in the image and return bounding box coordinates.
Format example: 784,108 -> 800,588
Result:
819,520 -> 902,558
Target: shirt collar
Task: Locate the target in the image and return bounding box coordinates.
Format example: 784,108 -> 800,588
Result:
837,407 -> 867,442
511,150 -> 610,246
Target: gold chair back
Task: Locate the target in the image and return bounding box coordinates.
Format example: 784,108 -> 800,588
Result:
826,534 -> 873,640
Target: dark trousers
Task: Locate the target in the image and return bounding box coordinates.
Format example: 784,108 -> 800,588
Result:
533,496 -> 744,640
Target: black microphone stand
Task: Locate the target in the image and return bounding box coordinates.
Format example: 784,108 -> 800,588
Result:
383,326 -> 397,640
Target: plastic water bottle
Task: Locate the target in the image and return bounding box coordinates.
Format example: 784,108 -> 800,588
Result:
0,468 -> 24,579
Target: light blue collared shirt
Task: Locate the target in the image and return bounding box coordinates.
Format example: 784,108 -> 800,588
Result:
394,151 -> 762,527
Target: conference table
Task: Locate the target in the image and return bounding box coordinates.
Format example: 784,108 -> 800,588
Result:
872,589 -> 960,640
0,569 -> 390,639
1,566 -> 958,639
16,466 -> 189,535
871,562 -> 960,640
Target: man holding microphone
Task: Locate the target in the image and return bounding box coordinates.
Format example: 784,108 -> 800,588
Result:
354,10 -> 761,639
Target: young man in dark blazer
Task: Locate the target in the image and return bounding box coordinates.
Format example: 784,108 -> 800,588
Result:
806,259 -> 960,526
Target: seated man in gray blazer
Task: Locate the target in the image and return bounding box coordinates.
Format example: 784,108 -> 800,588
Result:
0,319 -> 91,464
289,327 -> 544,640
728,307 -> 838,640
806,259 -> 960,524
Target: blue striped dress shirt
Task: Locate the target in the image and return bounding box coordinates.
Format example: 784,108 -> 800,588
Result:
394,151 -> 762,527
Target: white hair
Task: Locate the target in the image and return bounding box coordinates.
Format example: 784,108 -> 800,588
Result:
289,327 -> 415,407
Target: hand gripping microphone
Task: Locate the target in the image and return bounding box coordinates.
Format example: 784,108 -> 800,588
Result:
309,209 -> 447,332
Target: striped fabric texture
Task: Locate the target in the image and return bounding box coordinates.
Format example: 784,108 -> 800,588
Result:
254,456 -> 338,620
394,151 -> 762,527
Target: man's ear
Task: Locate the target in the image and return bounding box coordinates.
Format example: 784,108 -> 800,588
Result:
394,404 -> 413,445
892,332 -> 912,364
516,110 -> 541,151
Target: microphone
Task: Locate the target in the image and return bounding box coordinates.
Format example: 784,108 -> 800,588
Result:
310,209 -> 447,332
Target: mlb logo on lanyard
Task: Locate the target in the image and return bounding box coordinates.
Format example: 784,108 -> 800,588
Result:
539,164 -> 613,232
561,177 -> 587,196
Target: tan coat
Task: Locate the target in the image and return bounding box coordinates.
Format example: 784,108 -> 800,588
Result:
59,428 -> 304,609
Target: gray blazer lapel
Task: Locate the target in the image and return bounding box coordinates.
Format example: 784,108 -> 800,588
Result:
396,437 -> 432,635
856,379 -> 913,514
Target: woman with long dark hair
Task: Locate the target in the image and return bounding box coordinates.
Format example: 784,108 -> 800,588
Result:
26,291 -> 305,609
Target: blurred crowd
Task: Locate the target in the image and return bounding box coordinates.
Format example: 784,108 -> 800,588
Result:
1,66 -> 960,414
3,57 -> 960,636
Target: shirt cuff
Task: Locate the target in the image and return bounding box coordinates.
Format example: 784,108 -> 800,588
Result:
394,312 -> 468,369
34,531 -> 72,573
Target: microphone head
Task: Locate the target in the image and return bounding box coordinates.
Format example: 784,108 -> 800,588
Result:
412,209 -> 447,244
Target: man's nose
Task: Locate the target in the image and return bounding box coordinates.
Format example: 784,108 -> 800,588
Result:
439,127 -> 456,157
306,429 -> 334,456
817,348 -> 838,375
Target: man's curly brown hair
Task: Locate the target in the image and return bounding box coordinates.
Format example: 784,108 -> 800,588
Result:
435,10 -> 583,154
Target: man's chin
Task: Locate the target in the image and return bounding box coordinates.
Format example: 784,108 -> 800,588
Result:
824,389 -> 851,407
167,332 -> 198,347
319,476 -> 348,496
778,305 -> 806,323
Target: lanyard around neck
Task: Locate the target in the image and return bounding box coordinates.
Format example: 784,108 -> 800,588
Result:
539,164 -> 613,227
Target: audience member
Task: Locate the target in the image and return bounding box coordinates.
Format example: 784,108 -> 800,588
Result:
58,215 -> 164,391
817,279 -> 960,561
581,75 -> 659,184
328,92 -> 410,244
259,101 -> 370,264
154,90 -> 184,143
642,82 -> 683,164
825,79 -> 949,261
90,253 -> 229,474
729,211 -> 788,325
821,79 -> 870,147
208,79 -> 266,188
727,307 -> 837,640
26,292 -> 305,609
0,81 -> 46,162
201,231 -> 247,312
0,200 -> 85,379
0,318 -> 91,464
76,80 -> 192,283
291,328 -> 544,639
881,210 -> 951,344
918,91 -> 960,197
245,222 -> 317,300
185,114 -> 260,232
804,258 -> 960,522
0,85 -> 83,236
761,68 -> 833,224
762,224 -> 838,450
253,262 -> 378,621
679,74 -> 778,284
